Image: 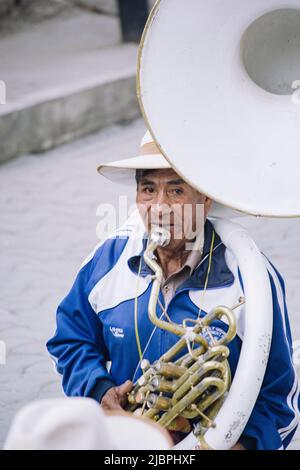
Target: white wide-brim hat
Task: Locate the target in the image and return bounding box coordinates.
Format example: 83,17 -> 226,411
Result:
97,130 -> 242,219
3,398 -> 172,450
97,130 -> 171,186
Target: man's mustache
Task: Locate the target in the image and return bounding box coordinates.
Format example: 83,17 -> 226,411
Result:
149,220 -> 182,228
145,214 -> 184,226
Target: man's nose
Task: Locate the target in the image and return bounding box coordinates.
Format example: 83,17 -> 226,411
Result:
153,189 -> 169,206
150,191 -> 173,224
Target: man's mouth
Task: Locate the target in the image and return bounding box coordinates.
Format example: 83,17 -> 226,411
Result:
151,222 -> 175,228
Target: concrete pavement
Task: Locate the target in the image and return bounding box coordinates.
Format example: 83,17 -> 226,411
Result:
0,8 -> 139,163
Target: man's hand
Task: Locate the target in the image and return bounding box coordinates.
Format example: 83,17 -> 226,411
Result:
101,382 -> 246,450
101,380 -> 133,411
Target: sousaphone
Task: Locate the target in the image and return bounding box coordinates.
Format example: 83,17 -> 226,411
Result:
133,0 -> 300,449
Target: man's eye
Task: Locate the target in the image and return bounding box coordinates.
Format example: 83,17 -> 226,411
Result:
143,187 -> 155,194
171,188 -> 183,195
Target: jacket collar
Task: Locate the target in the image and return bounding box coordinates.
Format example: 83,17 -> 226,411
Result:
127,219 -> 234,290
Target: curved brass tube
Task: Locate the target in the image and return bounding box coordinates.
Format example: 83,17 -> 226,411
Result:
126,226 -> 237,445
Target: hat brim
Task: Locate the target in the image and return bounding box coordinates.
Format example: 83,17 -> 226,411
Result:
97,154 -> 171,186
97,155 -> 243,219
97,154 -> 243,218
3,398 -> 173,450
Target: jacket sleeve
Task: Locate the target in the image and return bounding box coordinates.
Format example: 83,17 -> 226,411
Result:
46,258 -> 116,402
240,261 -> 300,450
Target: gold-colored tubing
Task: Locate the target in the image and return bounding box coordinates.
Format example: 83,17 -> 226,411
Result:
128,383 -> 153,405
173,345 -> 229,390
176,340 -> 229,369
172,361 -> 228,403
202,306 -> 237,345
129,368 -> 154,396
180,370 -> 229,419
145,408 -> 160,420
181,387 -> 226,420
170,306 -> 235,367
161,335 -> 208,364
158,377 -> 226,428
147,394 -> 172,411
150,377 -> 175,394
160,308 -> 233,366
127,394 -> 138,406
192,381 -> 227,415
154,361 -> 186,378
134,230 -> 237,435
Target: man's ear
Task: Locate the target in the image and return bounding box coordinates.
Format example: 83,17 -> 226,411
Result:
204,197 -> 212,217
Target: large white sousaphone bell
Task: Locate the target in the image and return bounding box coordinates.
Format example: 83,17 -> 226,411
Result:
136,0 -> 300,450
138,0 -> 300,218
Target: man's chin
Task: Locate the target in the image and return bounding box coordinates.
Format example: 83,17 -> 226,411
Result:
161,237 -> 189,252
148,224 -> 183,235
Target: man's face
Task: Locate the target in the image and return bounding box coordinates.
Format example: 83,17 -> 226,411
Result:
136,169 -> 212,250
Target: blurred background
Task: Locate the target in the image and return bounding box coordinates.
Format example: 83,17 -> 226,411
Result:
0,0 -> 299,449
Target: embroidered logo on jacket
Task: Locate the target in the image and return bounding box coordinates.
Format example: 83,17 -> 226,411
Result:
110,326 -> 125,338
201,326 -> 225,345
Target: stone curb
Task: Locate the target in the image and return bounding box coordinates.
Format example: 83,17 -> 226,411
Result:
0,68 -> 140,164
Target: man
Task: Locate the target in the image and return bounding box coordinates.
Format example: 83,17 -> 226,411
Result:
47,131 -> 300,450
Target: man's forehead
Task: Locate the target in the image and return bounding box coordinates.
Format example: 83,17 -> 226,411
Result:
137,168 -> 206,199
140,168 -> 184,182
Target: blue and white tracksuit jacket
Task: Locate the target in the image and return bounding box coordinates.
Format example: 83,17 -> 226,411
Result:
47,218 -> 300,450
